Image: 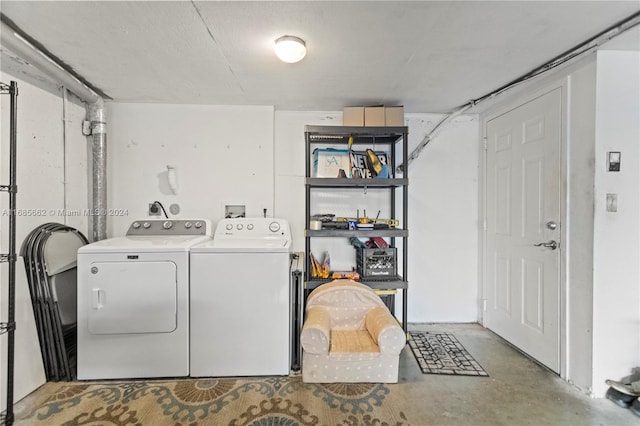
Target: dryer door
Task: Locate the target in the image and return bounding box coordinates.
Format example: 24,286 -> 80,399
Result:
87,261 -> 177,334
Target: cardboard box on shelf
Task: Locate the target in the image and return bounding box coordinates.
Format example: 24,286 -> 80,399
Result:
343,106 -> 365,126
364,106 -> 385,126
385,106 -> 404,126
313,148 -> 352,178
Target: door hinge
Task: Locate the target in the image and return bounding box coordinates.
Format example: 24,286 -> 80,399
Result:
483,219 -> 487,231
483,137 -> 488,151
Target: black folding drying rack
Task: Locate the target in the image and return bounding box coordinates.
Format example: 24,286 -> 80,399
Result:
1,80 -> 18,426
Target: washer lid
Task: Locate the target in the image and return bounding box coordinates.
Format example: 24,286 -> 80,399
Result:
191,238 -> 291,253
78,235 -> 212,253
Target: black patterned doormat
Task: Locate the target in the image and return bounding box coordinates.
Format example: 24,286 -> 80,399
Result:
408,331 -> 489,376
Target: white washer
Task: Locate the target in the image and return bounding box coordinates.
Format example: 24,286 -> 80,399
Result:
76,219 -> 211,380
190,217 -> 292,377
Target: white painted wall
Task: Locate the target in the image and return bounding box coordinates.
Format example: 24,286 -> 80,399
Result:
106,103 -> 275,236
404,114 -> 479,322
274,111 -> 342,251
562,50 -> 640,396
566,58 -> 597,393
275,111 -> 480,322
591,50 -> 640,396
0,72 -> 88,411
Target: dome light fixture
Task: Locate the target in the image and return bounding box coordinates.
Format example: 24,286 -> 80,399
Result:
274,35 -> 306,63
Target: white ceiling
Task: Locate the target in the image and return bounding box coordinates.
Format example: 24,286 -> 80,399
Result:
1,1 -> 639,112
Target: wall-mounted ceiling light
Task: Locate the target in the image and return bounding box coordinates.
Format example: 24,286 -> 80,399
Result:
274,35 -> 306,63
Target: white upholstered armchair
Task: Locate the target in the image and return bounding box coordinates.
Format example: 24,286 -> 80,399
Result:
300,279 -> 406,383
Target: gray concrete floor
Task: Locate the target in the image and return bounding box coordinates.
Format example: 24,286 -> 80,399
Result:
400,323 -> 638,425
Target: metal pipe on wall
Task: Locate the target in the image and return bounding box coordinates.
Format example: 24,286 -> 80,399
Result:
0,79 -> 19,426
1,17 -> 108,241
88,100 -> 107,241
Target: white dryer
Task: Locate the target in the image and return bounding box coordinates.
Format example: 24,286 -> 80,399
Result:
190,217 -> 292,377
76,219 -> 211,380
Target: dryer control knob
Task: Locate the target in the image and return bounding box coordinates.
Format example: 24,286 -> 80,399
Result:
269,221 -> 280,232
194,221 -> 203,229
143,222 -> 151,229
236,224 -> 244,230
163,221 -> 173,229
184,221 -> 193,229
132,222 -> 141,229
247,224 -> 254,230
226,223 -> 233,230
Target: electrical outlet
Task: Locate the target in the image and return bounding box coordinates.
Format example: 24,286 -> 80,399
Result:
148,202 -> 161,216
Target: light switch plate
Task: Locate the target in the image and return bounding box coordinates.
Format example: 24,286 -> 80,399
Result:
608,151 -> 621,172
606,193 -> 618,212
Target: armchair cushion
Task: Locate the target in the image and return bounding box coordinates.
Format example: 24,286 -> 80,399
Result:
330,330 -> 378,353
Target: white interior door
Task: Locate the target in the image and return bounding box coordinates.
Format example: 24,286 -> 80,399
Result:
484,88 -> 561,372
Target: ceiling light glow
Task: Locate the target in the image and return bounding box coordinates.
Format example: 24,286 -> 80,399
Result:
274,35 -> 306,63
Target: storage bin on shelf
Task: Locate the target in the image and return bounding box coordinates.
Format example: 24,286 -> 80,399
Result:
355,247 -> 397,279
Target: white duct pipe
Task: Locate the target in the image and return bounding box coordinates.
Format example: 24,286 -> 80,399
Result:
1,19 -> 108,240
1,23 -> 99,104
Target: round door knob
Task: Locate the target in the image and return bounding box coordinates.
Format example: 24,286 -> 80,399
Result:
546,221 -> 558,230
163,221 -> 173,229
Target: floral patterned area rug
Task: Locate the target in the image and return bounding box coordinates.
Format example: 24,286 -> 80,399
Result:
14,376 -> 409,425
408,331 -> 489,377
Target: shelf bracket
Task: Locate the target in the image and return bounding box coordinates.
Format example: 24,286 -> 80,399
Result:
0,321 -> 16,335
0,254 -> 17,263
0,184 -> 17,193
0,82 -> 15,94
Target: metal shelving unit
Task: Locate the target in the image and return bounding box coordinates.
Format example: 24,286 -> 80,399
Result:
1,81 -> 19,426
303,125 -> 409,332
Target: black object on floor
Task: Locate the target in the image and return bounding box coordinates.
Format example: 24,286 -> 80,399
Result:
631,397 -> 640,417
408,331 -> 489,376
606,387 -> 636,409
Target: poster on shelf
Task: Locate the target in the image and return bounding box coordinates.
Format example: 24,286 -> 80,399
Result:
350,151 -> 389,179
313,148 -> 351,178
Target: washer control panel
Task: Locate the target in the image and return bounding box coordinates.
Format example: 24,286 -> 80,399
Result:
215,218 -> 290,240
127,219 -> 210,236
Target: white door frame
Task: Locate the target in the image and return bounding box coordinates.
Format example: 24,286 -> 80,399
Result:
479,79 -> 569,379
